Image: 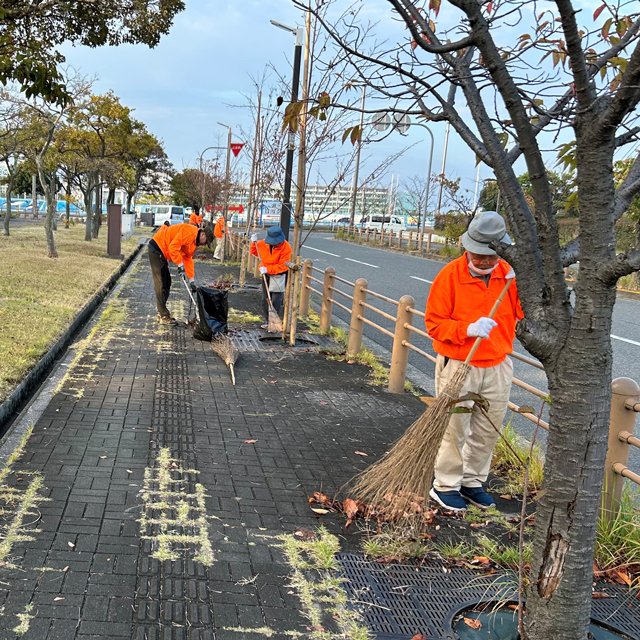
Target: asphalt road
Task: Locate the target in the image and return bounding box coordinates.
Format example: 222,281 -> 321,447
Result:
300,233 -> 640,468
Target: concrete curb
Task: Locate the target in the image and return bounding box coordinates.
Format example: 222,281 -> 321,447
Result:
0,240 -> 146,437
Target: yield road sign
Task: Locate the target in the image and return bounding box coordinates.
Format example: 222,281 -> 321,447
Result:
230,143 -> 244,157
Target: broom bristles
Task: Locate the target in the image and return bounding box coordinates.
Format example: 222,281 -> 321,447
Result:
267,307 -> 283,333
211,335 -> 240,384
349,363 -> 471,518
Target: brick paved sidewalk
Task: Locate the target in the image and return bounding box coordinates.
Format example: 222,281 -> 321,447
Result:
0,253 -> 425,640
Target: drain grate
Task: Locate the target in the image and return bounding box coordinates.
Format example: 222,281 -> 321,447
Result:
337,553 -> 640,640
230,328 -> 337,351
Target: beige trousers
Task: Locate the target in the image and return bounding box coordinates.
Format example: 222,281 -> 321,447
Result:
213,238 -> 223,260
433,354 -> 513,492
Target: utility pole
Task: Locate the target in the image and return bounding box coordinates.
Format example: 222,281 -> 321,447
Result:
218,123 -> 233,262
435,122 -> 450,216
240,92 -> 262,288
348,86 -> 366,231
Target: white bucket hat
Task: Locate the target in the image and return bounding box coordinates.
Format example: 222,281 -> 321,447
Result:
461,210 -> 512,255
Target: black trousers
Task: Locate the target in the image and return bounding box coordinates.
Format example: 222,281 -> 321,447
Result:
148,248 -> 172,318
262,272 -> 287,319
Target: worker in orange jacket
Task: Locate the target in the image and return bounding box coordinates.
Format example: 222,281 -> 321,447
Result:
250,226 -> 292,328
424,210 -> 523,513
189,209 -> 203,226
213,215 -> 228,260
148,223 -> 213,324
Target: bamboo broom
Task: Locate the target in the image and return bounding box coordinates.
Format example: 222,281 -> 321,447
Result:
211,334 -> 240,385
262,274 -> 284,333
350,277 -> 514,519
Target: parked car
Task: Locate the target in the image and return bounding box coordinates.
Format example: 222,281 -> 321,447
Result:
361,215 -> 406,232
139,204 -> 185,228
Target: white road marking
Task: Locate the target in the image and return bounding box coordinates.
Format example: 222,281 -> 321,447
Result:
305,246 -> 340,257
345,258 -> 379,268
410,276 -> 433,284
611,334 -> 640,347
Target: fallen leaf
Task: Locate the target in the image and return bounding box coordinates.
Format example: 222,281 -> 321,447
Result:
126,470 -> 133,474
270,380 -> 277,384
313,626 -> 325,632
470,521 -> 488,529
507,604 -> 519,610
593,592 -> 611,598
463,617 -> 482,630
472,556 -> 491,566
615,570 -> 632,586
293,529 -> 315,541
244,440 -> 258,444
319,401 -> 328,405
54,597 -> 65,601
100,456 -> 107,459
311,507 -> 330,514
500,494 -> 512,500
411,635 -> 428,640
343,498 -> 359,520
67,541 -> 75,548
310,492 -> 334,507
287,590 -> 294,595
354,451 -> 368,456
62,566 -> 69,572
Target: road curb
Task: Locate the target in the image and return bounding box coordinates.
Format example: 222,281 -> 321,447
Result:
0,240 -> 146,438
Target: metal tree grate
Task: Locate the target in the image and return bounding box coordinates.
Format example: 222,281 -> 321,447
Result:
337,553 -> 640,640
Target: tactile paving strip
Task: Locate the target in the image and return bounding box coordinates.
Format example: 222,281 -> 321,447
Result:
337,553 -> 640,640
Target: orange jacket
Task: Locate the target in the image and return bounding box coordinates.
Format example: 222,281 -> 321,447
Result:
250,239 -> 292,275
425,254 -> 523,367
189,212 -> 202,226
152,223 -> 199,280
214,217 -> 227,239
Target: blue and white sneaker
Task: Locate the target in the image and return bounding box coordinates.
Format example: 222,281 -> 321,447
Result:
460,486 -> 496,510
429,488 -> 467,513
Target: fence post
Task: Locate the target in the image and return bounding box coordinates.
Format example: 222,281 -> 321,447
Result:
409,231 -> 413,250
320,266 -> 335,334
601,377 -> 640,521
347,278 -> 368,357
389,230 -> 393,248
398,230 -> 403,248
427,233 -> 432,252
366,229 -> 370,242
419,231 -> 424,252
299,258 -> 313,317
381,228 -> 385,244
388,295 -> 415,393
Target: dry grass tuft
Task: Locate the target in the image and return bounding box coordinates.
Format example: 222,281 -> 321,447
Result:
0,225 -> 141,403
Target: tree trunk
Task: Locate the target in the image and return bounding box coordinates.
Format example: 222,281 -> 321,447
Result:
524,125 -> 618,640
4,176 -> 14,237
107,186 -> 115,205
84,184 -> 93,242
92,180 -> 101,239
65,180 -> 71,229
37,166 -> 58,259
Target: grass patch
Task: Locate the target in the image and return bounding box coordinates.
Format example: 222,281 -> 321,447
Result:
435,539 -> 474,561
228,310 -> 262,323
361,527 -> 430,561
491,420 -> 544,495
476,535 -> 531,571
596,482 -> 640,572
0,225 -> 141,403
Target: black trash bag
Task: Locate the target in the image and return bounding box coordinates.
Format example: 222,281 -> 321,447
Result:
193,287 -> 228,341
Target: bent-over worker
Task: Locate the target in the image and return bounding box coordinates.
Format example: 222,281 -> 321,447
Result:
148,222 -> 213,325
189,209 -> 203,227
250,226 -> 292,329
424,210 -> 523,513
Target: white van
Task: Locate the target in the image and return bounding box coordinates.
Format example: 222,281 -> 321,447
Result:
361,215 -> 406,232
140,205 -> 185,228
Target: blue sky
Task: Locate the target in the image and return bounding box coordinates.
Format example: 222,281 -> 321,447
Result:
59,0 -> 603,201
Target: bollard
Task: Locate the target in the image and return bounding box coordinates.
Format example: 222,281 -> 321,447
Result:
601,377 -> 640,521
299,259 -> 313,317
320,267 -> 335,334
347,278 -> 368,357
388,295 -> 415,393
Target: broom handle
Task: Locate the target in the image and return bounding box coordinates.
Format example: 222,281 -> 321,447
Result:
463,278 -> 514,366
262,273 -> 276,309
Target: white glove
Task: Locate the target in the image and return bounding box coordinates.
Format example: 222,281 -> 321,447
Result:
506,266 -> 516,279
467,317 -> 498,339
251,234 -> 258,242
259,266 -> 268,274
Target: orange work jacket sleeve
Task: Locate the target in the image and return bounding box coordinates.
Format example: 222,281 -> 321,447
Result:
214,218 -> 225,239
424,254 -> 523,367
153,223 -> 199,279
251,240 -> 292,275
189,213 -> 202,225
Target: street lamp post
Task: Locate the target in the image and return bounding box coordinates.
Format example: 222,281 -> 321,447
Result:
348,86 -> 366,230
270,19 -> 304,240
198,145 -> 220,222
217,122 -> 233,262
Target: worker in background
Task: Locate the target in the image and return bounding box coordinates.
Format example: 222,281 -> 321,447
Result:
148,222 -> 214,325
250,226 -> 292,329
189,207 -> 203,227
424,211 -> 522,513
213,214 -> 227,260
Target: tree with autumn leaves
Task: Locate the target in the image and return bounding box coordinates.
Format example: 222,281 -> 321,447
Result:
297,0 -> 640,637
